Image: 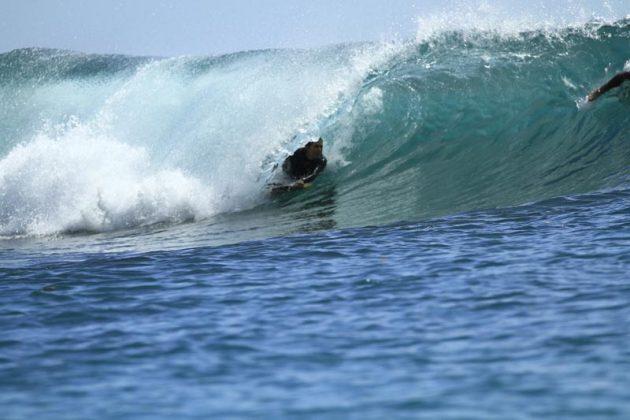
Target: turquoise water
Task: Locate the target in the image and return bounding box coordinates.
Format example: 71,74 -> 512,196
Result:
1,19 -> 630,419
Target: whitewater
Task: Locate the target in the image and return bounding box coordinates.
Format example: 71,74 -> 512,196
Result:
1,17 -> 630,420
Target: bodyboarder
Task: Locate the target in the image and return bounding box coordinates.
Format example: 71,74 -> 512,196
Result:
279,137 -> 327,191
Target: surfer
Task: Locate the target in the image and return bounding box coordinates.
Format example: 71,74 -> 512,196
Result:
588,71 -> 630,102
281,137 -> 327,189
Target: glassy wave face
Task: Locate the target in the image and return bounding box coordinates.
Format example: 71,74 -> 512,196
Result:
1,19 -> 629,241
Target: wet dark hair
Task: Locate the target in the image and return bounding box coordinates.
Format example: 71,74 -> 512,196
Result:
304,137 -> 324,148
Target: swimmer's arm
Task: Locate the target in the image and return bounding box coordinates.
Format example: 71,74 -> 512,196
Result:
285,180 -> 311,190
282,156 -> 304,188
301,159 -> 327,184
588,71 -> 630,102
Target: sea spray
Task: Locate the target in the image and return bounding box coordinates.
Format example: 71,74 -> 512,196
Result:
0,120 -> 215,236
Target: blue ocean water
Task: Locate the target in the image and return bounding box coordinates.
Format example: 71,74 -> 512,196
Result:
1,18 -> 630,419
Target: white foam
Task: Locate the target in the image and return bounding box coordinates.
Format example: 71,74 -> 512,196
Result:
360,87 -> 385,119
414,0 -> 627,43
562,77 -> 578,90
0,122 -> 215,237
576,96 -> 593,111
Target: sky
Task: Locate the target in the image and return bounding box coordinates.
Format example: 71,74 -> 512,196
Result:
1,0 -> 627,57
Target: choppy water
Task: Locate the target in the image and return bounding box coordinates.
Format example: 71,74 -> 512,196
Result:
1,17 -> 630,420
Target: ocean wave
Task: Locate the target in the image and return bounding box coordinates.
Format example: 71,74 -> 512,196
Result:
0,18 -> 629,236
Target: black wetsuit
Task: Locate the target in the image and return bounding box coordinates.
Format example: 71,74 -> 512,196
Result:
282,148 -> 327,183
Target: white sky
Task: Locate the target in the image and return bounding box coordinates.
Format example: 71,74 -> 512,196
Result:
1,0 -> 627,57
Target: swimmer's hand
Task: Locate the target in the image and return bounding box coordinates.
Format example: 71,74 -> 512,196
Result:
588,89 -> 601,102
292,180 -> 312,189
